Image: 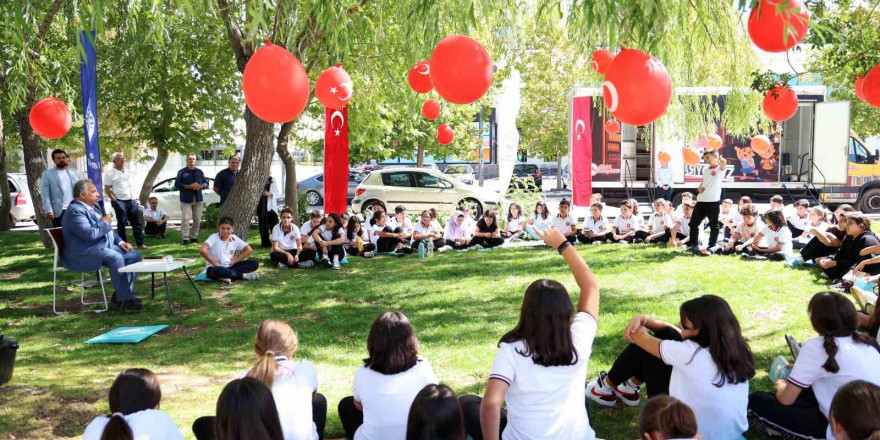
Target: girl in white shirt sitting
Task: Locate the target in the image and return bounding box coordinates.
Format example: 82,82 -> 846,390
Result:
460,227 -> 601,440
345,216 -> 375,258
311,213 -> 346,270
406,384 -> 465,440
412,210 -> 446,251
82,369 -> 184,440
444,211 -> 473,250
740,209 -> 792,261
638,395 -> 700,440
525,201 -> 551,240
338,311 -> 438,440
588,295 -> 754,440
748,292 -> 880,440
502,203 -> 526,242
793,206 -> 829,250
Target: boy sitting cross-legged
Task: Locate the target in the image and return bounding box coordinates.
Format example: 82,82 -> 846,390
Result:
199,216 -> 260,284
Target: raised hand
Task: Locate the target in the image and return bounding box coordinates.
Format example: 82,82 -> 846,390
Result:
535,227 -> 566,249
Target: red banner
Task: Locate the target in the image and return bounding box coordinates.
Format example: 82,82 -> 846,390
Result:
323,106 -> 349,215
571,96 -> 593,206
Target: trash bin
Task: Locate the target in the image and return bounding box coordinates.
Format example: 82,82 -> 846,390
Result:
0,335 -> 18,386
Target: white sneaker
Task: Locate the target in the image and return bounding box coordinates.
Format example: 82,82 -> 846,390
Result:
299,260 -> 314,268
438,245 -> 453,252
242,272 -> 260,281
278,262 -> 287,269
614,379 -> 641,407
332,261 -> 341,270
363,251 -> 374,258
586,371 -> 617,407
472,244 -> 483,250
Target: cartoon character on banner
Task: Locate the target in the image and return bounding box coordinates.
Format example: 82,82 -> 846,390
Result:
734,146 -> 759,178
757,143 -> 777,172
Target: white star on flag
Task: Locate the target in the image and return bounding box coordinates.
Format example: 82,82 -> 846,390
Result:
330,86 -> 337,94
334,129 -> 341,136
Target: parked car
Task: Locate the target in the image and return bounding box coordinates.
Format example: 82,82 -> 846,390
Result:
444,164 -> 476,184
4,173 -> 36,226
150,177 -> 221,221
297,171 -> 367,206
379,162 -> 441,171
509,163 -> 543,191
351,168 -> 499,218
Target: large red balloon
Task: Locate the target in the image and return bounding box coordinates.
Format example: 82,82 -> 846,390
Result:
29,97 -> 72,139
591,49 -> 614,75
602,48 -> 672,126
422,99 -> 441,120
863,64 -> 880,108
315,64 -> 353,109
436,124 -> 454,145
430,35 -> 493,105
408,61 -> 433,94
855,75 -> 867,102
683,148 -> 701,167
763,86 -> 799,121
748,0 -> 809,53
751,135 -> 773,157
604,119 -> 620,135
706,134 -> 723,150
242,42 -> 309,123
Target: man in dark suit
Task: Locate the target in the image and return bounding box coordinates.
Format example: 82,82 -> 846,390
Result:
62,179 -> 143,311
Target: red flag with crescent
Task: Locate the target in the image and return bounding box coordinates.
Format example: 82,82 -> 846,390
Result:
571,96 -> 593,206
323,106 -> 349,215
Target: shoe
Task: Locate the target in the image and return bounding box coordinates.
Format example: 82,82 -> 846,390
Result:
831,280 -> 853,293
614,379 -> 641,407
340,257 -> 349,265
137,244 -> 149,249
438,245 -> 453,252
363,251 -> 374,258
605,239 -> 613,244
119,299 -> 143,311
219,278 -> 233,285
322,258 -> 333,268
299,260 -> 314,268
242,272 -> 260,281
586,371 -> 617,407
278,262 -> 288,269
472,244 -> 483,250
182,240 -> 190,245
785,255 -> 803,268
687,247 -> 709,256
332,261 -> 341,270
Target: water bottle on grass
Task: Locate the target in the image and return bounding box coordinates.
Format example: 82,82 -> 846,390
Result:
427,239 -> 434,257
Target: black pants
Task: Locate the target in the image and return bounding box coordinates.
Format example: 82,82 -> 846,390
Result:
193,393 -> 327,440
469,236 -> 505,248
299,247 -> 318,262
617,230 -> 650,243
317,241 -> 345,261
689,200 -> 720,248
376,226 -> 405,253
51,210 -> 65,228
578,232 -> 614,244
257,200 -> 279,248
460,395 -> 507,440
206,259 -> 259,280
787,221 -> 805,241
412,237 -> 446,249
656,186 -> 673,202
822,264 -> 851,281
607,326 -> 682,397
345,243 -> 376,256
741,247 -> 788,261
111,199 -> 144,246
800,238 -> 836,262
444,239 -> 469,250
338,396 -> 364,440
144,221 -> 167,236
748,389 -> 827,439
269,250 -> 306,267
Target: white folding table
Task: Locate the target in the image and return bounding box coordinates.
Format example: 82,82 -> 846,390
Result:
118,259 -> 202,314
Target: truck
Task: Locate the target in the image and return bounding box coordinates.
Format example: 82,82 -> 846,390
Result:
569,86 -> 879,211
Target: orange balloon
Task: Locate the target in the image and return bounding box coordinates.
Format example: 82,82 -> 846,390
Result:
706,134 -> 722,150
658,151 -> 671,165
683,148 -> 701,166
751,135 -> 773,156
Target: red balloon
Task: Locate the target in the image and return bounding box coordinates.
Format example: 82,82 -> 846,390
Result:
242,42 -> 309,123
751,135 -> 773,156
436,124 -> 454,145
315,64 -> 353,109
602,48 -> 672,126
430,35 -> 493,105
763,86 -> 799,121
604,119 -> 621,135
591,49 -> 614,75
855,75 -> 867,102
748,0 -> 809,53
683,148 -> 701,167
422,99 -> 441,120
863,63 -> 880,108
29,97 -> 72,139
706,134 -> 723,150
408,61 -> 433,94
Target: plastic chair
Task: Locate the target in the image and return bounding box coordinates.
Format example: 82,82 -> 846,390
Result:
44,227 -> 108,315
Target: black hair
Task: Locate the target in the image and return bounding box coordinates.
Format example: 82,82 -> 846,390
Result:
770,195 -> 784,203
739,203 -> 758,217
346,215 -> 364,241
148,196 -> 158,202
218,217 -> 235,227
325,213 -> 343,233
477,210 -> 498,232
558,198 -> 571,208
739,196 -> 753,204
591,203 -> 603,211
395,205 -> 406,214
679,295 -> 755,386
214,378 -> 284,440
507,203 -> 523,221
795,199 -> 810,208
808,292 -> 880,373
101,369 -> 162,440
830,380 -> 880,440
500,279 -> 577,367
51,149 -> 67,160
620,199 -> 633,209
364,311 -> 419,375
309,210 -> 322,219
429,208 -> 438,220
763,209 -> 785,229
279,207 -> 294,217
845,211 -> 872,232
406,384 -> 465,440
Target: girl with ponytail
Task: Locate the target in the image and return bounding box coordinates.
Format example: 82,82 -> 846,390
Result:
82,368 -> 183,440
638,395 -> 700,440
831,380 -> 880,440
749,292 -> 880,440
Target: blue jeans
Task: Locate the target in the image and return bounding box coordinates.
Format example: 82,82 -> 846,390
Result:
112,199 -> 144,246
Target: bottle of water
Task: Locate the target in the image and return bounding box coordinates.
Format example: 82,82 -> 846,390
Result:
418,242 -> 426,259
427,239 -> 434,257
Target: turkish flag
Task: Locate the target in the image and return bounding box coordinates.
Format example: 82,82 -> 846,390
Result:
571,96 -> 593,206
323,106 -> 349,215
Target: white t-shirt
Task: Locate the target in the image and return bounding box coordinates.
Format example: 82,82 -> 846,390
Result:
142,207 -> 166,222
490,312 -> 597,440
272,224 -> 301,251
788,336 -> 880,440
203,233 -> 249,268
647,213 -> 672,233
613,214 -> 643,234
242,358 -> 319,440
583,216 -> 610,236
697,164 -> 723,202
734,219 -> 765,243
507,216 -> 526,232
413,221 -> 443,238
315,224 -> 340,242
353,358 -> 437,440
761,224 -> 793,254
388,216 -> 413,233
719,208 -> 742,227
301,221 -> 320,246
344,228 -> 370,246
369,223 -> 387,246
787,212 -> 810,232
104,167 -> 136,200
674,215 -> 691,237
551,214 -> 577,234
530,212 -> 551,230
660,339 -> 749,440
82,409 -> 184,440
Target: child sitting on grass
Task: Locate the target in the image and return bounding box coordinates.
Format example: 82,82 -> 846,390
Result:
614,199 -> 648,243
300,211 -> 323,263
200,216 -> 260,283
645,198 -> 672,244
345,215 -> 376,258
718,198 -> 741,240
787,199 -> 811,238
793,206 -> 829,250
525,201 -> 551,240
312,213 -> 347,270
665,201 -> 693,248
412,209 -> 446,253
551,198 -> 578,244
270,208 -> 314,269
740,209 -> 792,261
712,203 -> 764,255
502,203 -> 526,242
673,192 -> 694,218
469,210 -> 505,249
788,205 -> 854,268
578,202 -> 613,244
444,211 -> 473,250
817,212 -> 879,281
371,211 -> 413,256
829,380 -> 880,440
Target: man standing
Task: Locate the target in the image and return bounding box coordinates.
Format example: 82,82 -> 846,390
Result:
175,153 -> 208,244
62,179 -> 143,311
104,152 -> 146,249
40,149 -> 80,227
213,155 -> 240,206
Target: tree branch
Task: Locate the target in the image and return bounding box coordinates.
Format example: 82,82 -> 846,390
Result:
271,0 -> 289,44
217,0 -> 250,72
292,0 -> 372,57
32,0 -> 66,56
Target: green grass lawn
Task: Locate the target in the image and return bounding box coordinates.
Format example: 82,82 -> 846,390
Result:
0,228 -> 835,439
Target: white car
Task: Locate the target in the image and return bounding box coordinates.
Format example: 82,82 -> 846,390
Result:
4,173 -> 36,226
150,177 -> 221,222
444,164 -> 476,184
351,168 -> 499,218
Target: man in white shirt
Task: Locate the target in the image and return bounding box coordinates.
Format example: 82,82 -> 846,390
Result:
688,149 -> 726,254
142,197 -> 168,238
40,149 -> 80,227
104,152 -> 146,249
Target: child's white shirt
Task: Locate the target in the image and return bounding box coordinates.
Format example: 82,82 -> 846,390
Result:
583,216 -> 609,235
613,214 -> 643,234
647,212 -> 672,233
203,233 -> 249,268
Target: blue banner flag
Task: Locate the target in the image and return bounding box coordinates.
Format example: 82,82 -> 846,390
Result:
79,30 -> 103,212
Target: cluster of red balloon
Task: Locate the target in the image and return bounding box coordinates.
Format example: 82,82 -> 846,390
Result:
592,48 -> 672,128
855,65 -> 880,108
30,97 -> 72,139
763,85 -> 799,122
408,35 -> 494,146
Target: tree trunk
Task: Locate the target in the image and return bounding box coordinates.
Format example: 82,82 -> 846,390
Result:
0,106 -> 11,231
219,107 -> 276,241
416,142 -> 424,168
556,152 -> 562,190
14,108 -> 52,247
138,147 -> 169,205
276,123 -> 299,224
